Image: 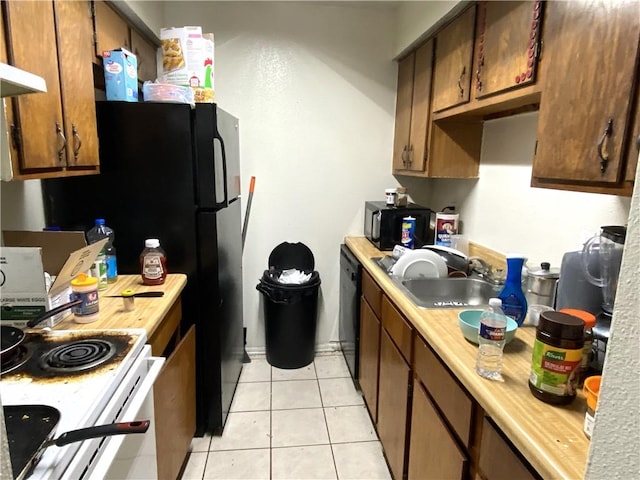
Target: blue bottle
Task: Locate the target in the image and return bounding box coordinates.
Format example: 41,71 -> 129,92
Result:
498,254 -> 528,326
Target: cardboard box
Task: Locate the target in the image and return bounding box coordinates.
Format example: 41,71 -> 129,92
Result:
103,48 -> 138,102
0,231 -> 107,328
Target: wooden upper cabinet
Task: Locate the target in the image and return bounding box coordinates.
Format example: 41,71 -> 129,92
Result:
55,1 -> 99,169
393,40 -> 434,174
131,28 -> 158,83
93,0 -> 130,56
474,1 -> 543,99
2,0 -> 99,179
4,0 -> 65,171
432,5 -> 476,113
532,0 -> 640,191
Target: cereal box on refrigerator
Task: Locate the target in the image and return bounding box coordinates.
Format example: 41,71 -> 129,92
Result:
158,26 -> 215,102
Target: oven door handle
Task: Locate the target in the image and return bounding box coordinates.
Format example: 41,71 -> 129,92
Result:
84,355 -> 165,480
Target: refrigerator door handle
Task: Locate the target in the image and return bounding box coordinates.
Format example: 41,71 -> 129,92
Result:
213,133 -> 229,208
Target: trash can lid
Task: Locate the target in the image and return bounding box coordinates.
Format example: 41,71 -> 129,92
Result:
268,242 -> 315,271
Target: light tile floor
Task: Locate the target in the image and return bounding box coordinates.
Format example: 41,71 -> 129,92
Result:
181,352 -> 392,480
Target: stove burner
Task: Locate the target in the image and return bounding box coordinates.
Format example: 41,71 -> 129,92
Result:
1,345 -> 33,376
40,340 -> 117,373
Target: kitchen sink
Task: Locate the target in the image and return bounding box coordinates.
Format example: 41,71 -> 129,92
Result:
372,256 -> 502,309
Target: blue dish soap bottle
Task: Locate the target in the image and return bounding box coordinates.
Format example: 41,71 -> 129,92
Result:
498,254 -> 528,326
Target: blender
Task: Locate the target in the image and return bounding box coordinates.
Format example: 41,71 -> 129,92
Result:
581,225 -> 626,373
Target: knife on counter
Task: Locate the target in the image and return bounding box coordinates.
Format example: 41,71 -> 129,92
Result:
104,292 -> 165,298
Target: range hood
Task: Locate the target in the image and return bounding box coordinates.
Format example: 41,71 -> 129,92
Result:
0,62 -> 47,97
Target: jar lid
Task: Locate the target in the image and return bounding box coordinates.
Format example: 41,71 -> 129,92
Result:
121,289 -> 136,298
145,238 -> 160,248
385,188 -> 397,194
538,311 -> 585,341
71,272 -> 98,287
528,262 -> 560,279
601,225 -> 626,244
559,308 -> 596,329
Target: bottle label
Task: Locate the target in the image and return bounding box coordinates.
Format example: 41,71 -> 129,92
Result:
106,256 -> 118,280
479,323 -> 505,341
143,254 -> 165,280
500,293 -> 526,325
401,217 -> 415,249
529,339 -> 582,397
71,290 -> 99,316
91,259 -> 108,290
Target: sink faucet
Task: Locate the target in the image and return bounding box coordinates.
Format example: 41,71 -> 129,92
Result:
468,257 -> 505,285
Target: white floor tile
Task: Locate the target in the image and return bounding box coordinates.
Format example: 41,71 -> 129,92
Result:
324,406 -> 378,444
239,358 -> 272,383
190,433 -> 212,452
210,411 -> 271,451
181,451 -> 208,480
332,441 -> 392,480
272,445 -> 337,480
271,408 -> 329,448
272,380 -> 322,410
203,448 -> 270,479
272,363 -> 316,381
230,382 -> 271,412
319,378 -> 364,407
314,355 -> 351,379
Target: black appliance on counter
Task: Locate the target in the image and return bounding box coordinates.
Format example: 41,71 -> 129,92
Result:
339,244 -> 362,388
364,201 -> 435,251
42,101 -> 243,436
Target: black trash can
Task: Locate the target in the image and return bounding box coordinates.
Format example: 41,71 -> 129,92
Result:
256,242 -> 321,369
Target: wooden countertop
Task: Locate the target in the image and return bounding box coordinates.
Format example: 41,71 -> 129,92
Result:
345,237 -> 589,480
54,274 -> 187,339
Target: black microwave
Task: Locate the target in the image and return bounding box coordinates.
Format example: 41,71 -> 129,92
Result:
364,201 -> 435,251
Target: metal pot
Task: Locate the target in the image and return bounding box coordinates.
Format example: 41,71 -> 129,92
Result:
525,262 -> 560,308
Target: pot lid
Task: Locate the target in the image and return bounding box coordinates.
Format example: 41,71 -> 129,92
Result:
528,262 -> 560,279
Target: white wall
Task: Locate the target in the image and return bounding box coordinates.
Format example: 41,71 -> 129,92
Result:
123,1 -> 165,36
162,1 -> 400,351
394,0 -> 461,57
424,112 -> 631,267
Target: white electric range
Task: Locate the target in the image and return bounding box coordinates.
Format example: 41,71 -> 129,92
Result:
1,328 -> 164,480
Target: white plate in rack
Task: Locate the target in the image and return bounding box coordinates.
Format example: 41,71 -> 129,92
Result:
391,249 -> 448,279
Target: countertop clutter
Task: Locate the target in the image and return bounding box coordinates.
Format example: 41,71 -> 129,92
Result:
54,273 -> 187,336
345,237 -> 589,480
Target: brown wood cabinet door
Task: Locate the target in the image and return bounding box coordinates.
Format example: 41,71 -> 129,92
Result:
478,417 -> 537,480
432,6 -> 476,113
475,1 -> 542,99
377,329 -> 411,480
55,1 -> 99,168
408,379 -> 468,480
533,1 -> 640,185
155,325 -> 197,480
407,40 -> 433,173
4,0 -> 65,171
393,52 -> 415,172
93,0 -> 130,56
130,29 -> 158,83
359,297 -> 380,423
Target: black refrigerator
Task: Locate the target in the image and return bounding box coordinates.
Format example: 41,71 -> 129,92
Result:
42,101 -> 244,436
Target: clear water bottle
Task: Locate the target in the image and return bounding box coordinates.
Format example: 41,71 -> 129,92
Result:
87,219 -> 118,284
476,298 -> 507,380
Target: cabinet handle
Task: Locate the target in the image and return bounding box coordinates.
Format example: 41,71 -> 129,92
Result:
407,145 -> 413,167
56,122 -> 66,163
72,123 -> 82,162
457,66 -> 466,97
401,145 -> 408,167
597,118 -> 613,174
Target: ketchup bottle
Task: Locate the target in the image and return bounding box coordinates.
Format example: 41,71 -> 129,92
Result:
140,239 -> 167,285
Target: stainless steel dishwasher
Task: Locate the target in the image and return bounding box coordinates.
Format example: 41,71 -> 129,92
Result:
339,244 -> 362,388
